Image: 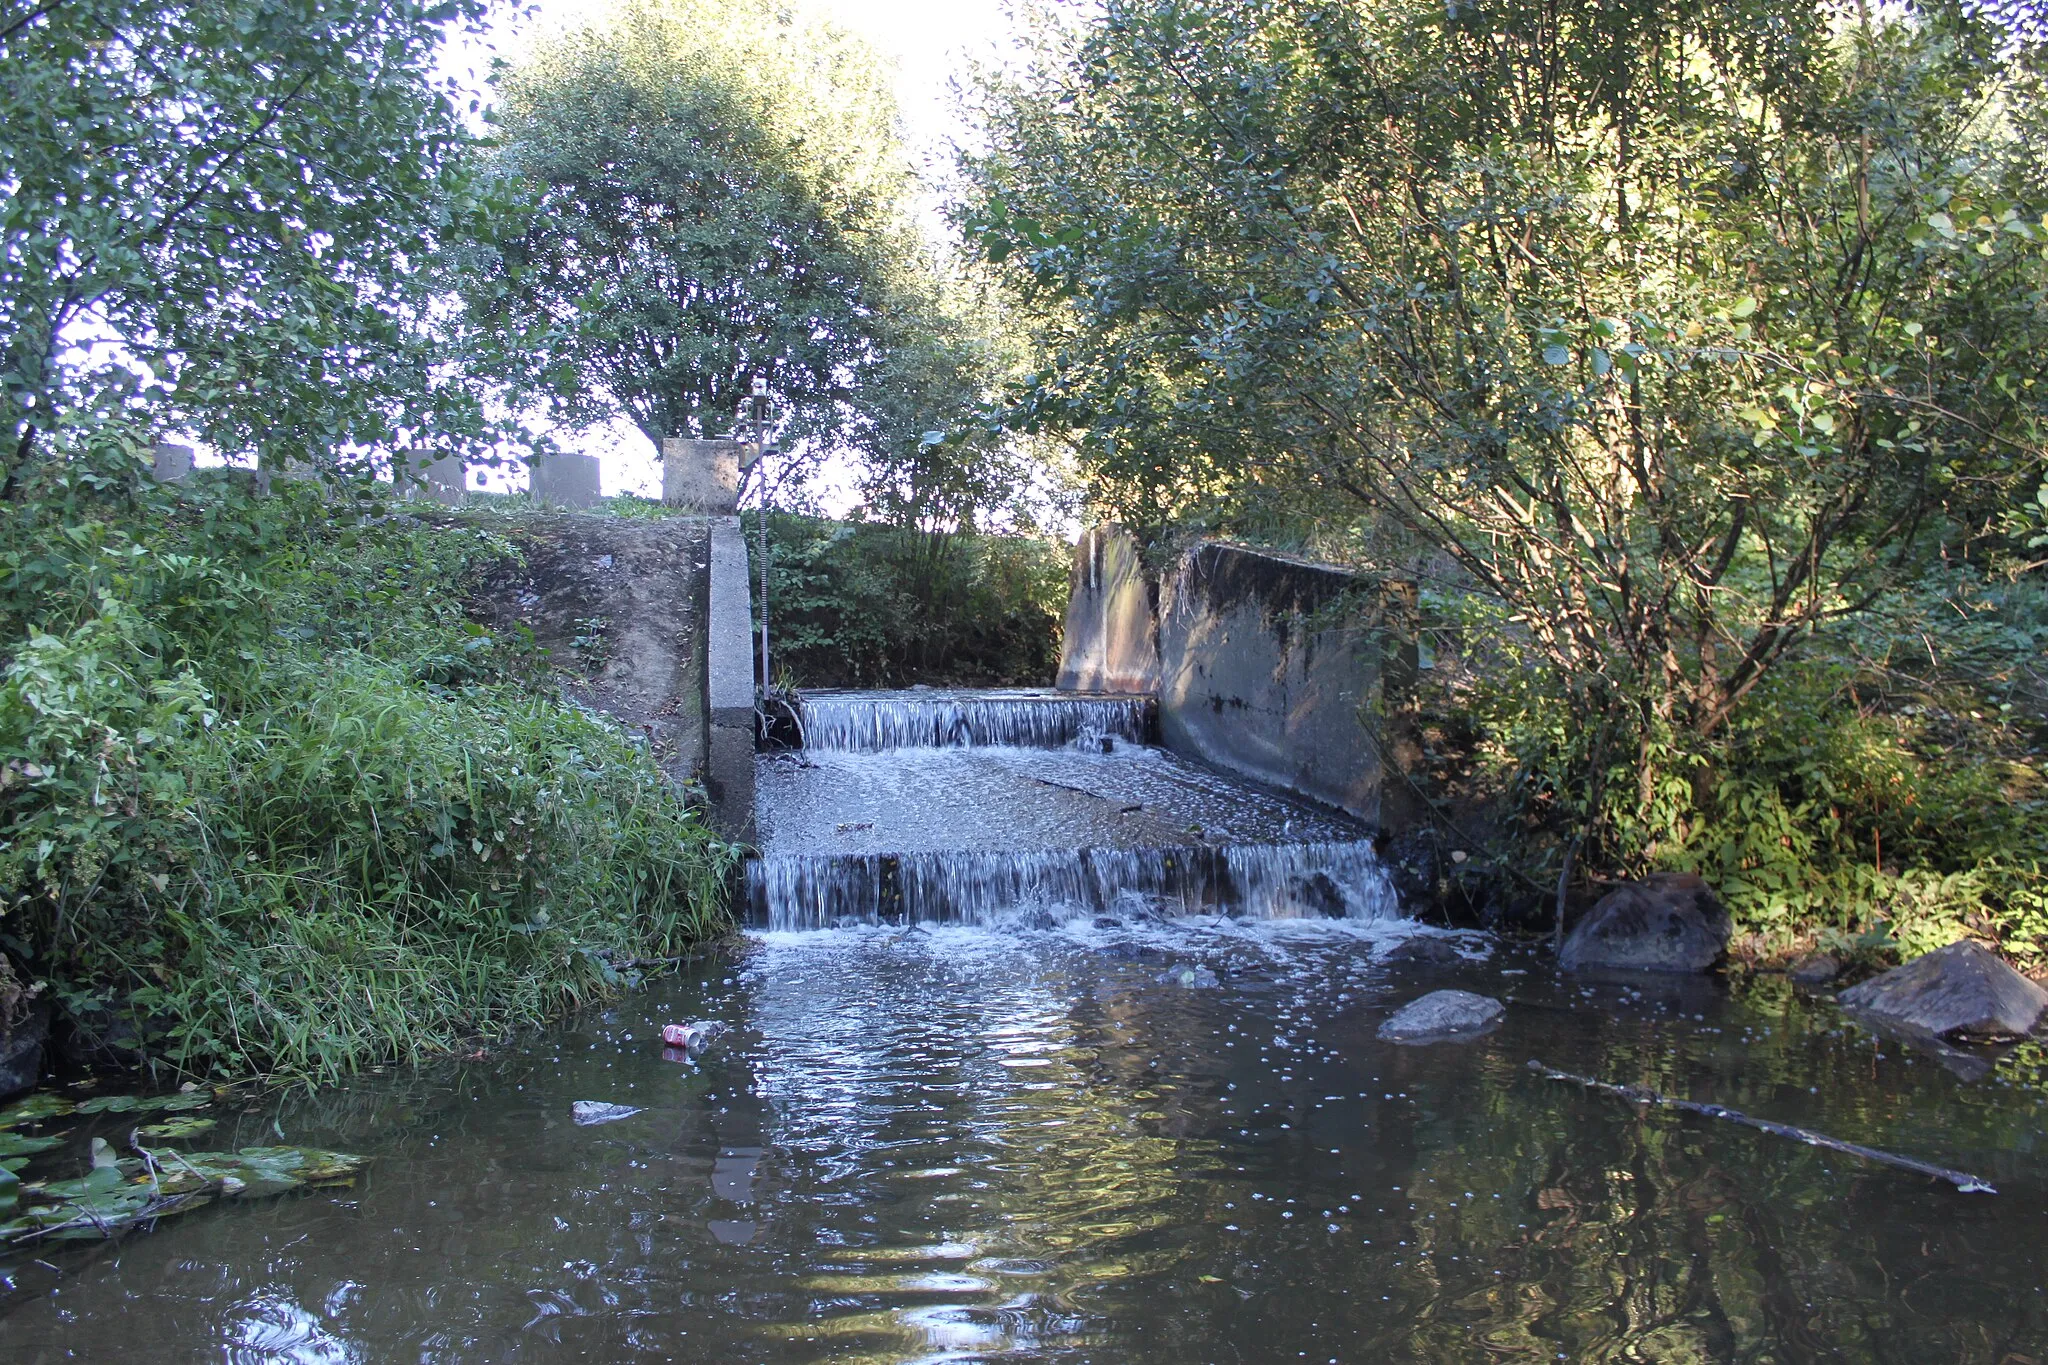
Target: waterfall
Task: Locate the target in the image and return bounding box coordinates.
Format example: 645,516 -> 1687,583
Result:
750,840 -> 1398,931
798,690 -> 1153,753
755,686 -> 1403,933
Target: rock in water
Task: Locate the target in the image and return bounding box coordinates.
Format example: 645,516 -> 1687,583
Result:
571,1101 -> 644,1126
1378,990 -> 1504,1042
1384,937 -> 1464,967
0,1002 -> 49,1100
1559,874 -> 1731,974
1789,952 -> 1841,985
1157,964 -> 1219,988
1837,941 -> 2048,1041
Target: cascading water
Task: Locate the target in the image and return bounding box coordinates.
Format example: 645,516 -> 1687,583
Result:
752,688 -> 1399,932
796,688 -> 1154,752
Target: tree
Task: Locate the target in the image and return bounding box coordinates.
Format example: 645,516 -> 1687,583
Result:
0,0 -> 506,489
473,0 -> 934,463
967,0 -> 2048,866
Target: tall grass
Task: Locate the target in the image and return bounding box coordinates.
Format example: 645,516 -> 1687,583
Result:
1,450 -> 735,1081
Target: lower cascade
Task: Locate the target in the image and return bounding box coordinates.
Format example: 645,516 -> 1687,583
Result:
752,688 -> 1399,931
749,840 -> 1398,930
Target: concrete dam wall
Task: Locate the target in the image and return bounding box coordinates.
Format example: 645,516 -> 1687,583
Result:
1056,526 -> 1413,827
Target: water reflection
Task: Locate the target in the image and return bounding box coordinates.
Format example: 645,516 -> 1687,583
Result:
1,919 -> 2046,1362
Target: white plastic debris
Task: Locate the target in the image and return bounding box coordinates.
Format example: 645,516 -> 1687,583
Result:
571,1101 -> 643,1126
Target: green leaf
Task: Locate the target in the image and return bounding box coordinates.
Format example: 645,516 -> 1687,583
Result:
0,1131 -> 66,1159
0,1095 -> 76,1129
1542,344 -> 1571,366
1730,296 -> 1758,319
138,1116 -> 216,1141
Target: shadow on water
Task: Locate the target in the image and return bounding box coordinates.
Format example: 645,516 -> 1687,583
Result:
1,920 -> 2046,1363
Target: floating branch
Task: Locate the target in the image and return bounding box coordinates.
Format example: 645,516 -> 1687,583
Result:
1527,1060 -> 1995,1194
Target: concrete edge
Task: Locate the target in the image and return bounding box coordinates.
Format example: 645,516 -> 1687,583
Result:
704,515 -> 756,843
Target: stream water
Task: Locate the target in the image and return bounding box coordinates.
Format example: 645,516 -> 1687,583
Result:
3,692 -> 2047,1361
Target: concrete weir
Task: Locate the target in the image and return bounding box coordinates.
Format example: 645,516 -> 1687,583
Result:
747,688 -> 1398,930
1056,526 -> 1413,826
740,521 -> 1413,929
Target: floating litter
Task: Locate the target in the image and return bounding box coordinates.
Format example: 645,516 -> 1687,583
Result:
572,1101 -> 643,1126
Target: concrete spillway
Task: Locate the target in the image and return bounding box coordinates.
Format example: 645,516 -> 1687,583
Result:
749,689 -> 1397,931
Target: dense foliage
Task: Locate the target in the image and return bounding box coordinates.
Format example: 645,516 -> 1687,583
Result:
472,0 -> 1008,497
0,0 -> 735,1081
756,513 -> 1069,689
0,457 -> 733,1080
0,0 -> 512,482
969,0 -> 2048,956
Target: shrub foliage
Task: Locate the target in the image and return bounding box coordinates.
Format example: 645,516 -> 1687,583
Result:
0,448 -> 733,1080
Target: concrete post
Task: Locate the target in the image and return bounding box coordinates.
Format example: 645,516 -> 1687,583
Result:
529,451 -> 603,508
151,442 -> 195,483
661,438 -> 742,513
395,453 -> 467,504
704,515 -> 757,842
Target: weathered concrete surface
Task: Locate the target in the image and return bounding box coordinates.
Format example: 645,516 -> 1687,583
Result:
395,453 -> 467,504
1559,874 -> 1732,974
1156,542 -> 1409,824
468,517 -> 708,787
530,452 -> 603,508
1056,525 -> 1160,694
152,442 -> 194,483
706,515 -> 757,841
664,438 -> 744,514
1378,989 -> 1504,1042
1839,940 -> 2048,1040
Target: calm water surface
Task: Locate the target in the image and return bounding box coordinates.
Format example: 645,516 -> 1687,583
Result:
3,917 -> 2047,1363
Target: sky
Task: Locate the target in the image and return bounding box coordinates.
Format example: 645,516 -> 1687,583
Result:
462,0 -> 1024,502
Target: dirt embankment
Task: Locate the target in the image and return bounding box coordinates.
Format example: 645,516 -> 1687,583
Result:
468,514 -> 712,789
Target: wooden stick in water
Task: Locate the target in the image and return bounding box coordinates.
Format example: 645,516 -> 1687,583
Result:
1527,1059 -> 1996,1194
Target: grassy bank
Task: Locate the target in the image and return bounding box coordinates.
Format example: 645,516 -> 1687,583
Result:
0,456 -> 735,1083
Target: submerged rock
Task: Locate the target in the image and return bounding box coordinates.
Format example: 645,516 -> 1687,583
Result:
1837,941 -> 2047,1041
1378,989 -> 1504,1042
1383,937 -> 1464,968
1157,964 -> 1219,988
1559,874 -> 1731,974
1789,953 -> 1841,985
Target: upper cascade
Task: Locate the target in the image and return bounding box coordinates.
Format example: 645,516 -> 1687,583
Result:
797,688 -> 1153,753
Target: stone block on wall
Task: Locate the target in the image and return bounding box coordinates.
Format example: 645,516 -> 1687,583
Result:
530,451 -> 603,508
662,438 -> 743,513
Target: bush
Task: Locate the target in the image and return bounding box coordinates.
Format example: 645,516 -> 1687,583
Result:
754,512 -> 1068,689
0,447 -> 734,1081
1442,569 -> 2048,964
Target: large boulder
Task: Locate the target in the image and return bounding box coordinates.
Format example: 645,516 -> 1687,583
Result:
1378,989 -> 1504,1042
1559,874 -> 1731,974
1837,941 -> 2047,1041
0,1000 -> 49,1100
